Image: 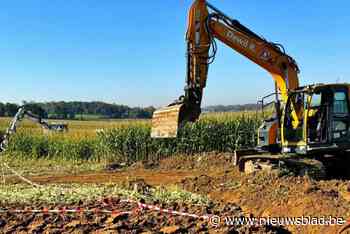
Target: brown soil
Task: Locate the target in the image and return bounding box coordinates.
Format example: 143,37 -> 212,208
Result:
3,153 -> 350,233
0,197 -> 285,234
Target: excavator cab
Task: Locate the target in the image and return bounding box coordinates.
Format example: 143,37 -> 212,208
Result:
281,84 -> 350,155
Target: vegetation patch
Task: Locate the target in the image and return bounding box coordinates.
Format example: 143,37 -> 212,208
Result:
0,183 -> 209,206
0,155 -> 105,176
3,113 -> 260,163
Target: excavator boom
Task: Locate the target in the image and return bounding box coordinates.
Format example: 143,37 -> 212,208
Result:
152,0 -> 300,138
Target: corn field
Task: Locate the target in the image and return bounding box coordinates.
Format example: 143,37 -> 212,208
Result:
1,113 -> 261,163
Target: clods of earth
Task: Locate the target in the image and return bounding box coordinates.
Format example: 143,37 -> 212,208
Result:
3,153 -> 350,233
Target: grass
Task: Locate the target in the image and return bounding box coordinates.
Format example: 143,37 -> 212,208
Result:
0,154 -> 105,176
0,183 -> 209,206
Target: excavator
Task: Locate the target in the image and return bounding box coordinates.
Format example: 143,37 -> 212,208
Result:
151,0 -> 350,176
0,107 -> 68,152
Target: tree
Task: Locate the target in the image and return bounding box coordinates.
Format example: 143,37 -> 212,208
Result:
0,103 -> 5,117
0,101 -> 156,119
4,103 -> 19,117
23,102 -> 48,118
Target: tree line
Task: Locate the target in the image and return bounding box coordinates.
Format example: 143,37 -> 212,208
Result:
203,104 -> 258,113
0,101 -> 258,120
0,102 -> 156,120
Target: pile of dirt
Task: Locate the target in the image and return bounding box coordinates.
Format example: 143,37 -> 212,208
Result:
178,174 -> 239,195
214,173 -> 350,234
158,153 -> 236,171
173,170 -> 350,234
179,175 -> 216,194
0,198 -> 287,233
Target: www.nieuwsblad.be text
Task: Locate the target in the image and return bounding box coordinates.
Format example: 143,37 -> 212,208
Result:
209,215 -> 346,227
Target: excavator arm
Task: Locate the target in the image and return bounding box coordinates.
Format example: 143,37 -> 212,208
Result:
151,0 -> 300,138
206,3 -> 300,97
0,107 -> 50,151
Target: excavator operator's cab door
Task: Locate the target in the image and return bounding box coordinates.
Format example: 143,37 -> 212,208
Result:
282,91 -> 307,154
282,85 -> 350,155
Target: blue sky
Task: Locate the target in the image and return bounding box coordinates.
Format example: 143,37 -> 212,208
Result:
0,0 -> 349,107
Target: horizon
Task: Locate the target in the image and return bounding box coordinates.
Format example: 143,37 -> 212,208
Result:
0,1 -> 349,106
1,100 -> 259,109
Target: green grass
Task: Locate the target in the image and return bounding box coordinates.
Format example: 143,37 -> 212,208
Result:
0,154 -> 105,176
0,184 -> 209,205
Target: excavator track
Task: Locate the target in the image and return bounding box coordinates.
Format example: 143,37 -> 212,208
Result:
235,151 -> 326,180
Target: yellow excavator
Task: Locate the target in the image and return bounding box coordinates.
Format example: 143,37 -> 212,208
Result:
152,0 -> 350,175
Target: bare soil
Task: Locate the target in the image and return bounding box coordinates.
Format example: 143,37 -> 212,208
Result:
3,153 -> 350,233
0,197 -> 285,234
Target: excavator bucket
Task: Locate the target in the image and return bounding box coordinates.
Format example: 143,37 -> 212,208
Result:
151,104 -> 184,138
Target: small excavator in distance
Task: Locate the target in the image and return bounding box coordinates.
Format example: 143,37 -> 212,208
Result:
151,0 -> 350,176
0,107 -> 68,152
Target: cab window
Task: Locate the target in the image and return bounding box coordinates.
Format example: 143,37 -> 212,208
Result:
332,90 -> 349,140
333,92 -> 348,114
310,93 -> 321,107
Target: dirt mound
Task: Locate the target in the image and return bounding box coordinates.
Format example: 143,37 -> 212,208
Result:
178,171 -> 242,195
159,153 -> 236,171
179,175 -> 218,194
222,173 -> 350,233
0,198 -> 286,233
172,171 -> 350,233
